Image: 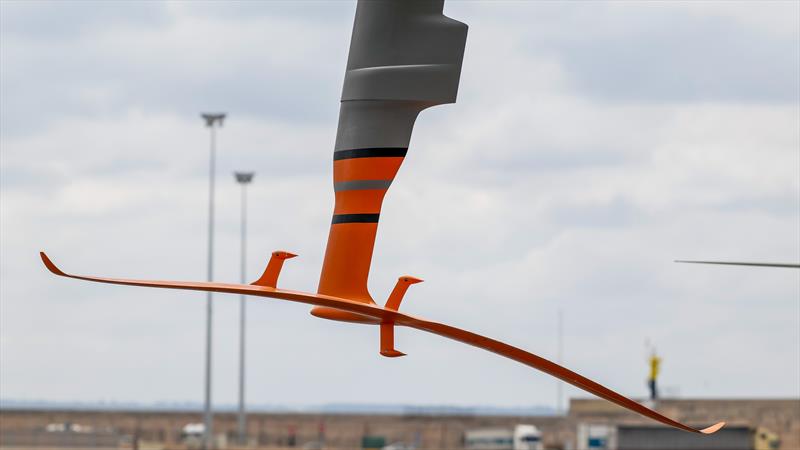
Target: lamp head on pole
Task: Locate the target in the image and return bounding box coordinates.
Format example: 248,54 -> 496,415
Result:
201,113 -> 227,127
234,172 -> 255,184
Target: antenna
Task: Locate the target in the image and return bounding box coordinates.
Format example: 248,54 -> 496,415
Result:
676,260 -> 799,268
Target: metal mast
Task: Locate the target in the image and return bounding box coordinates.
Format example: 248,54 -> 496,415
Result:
200,112 -> 226,450
234,171 -> 254,445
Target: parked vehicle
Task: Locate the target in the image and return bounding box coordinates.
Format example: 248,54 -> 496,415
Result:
465,424 -> 543,450
180,423 -> 204,449
382,442 -> 416,450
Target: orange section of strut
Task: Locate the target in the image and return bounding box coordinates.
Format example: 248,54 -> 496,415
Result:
39,251 -> 725,436
317,222 -> 379,306
333,157 -> 404,183
333,189 -> 387,215
315,155 -> 408,322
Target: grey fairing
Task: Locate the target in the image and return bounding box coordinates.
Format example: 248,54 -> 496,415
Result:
334,0 -> 468,152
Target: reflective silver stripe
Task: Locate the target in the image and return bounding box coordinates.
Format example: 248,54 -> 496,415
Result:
334,179 -> 393,192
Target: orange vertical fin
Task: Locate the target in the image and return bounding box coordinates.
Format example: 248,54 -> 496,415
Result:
379,275 -> 422,358
380,323 -> 405,358
251,250 -> 297,288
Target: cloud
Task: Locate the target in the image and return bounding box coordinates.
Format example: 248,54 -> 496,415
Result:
450,1 -> 800,103
0,1 -> 353,137
0,1 -> 171,40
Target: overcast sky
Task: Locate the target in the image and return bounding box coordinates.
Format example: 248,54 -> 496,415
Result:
1,1 -> 798,410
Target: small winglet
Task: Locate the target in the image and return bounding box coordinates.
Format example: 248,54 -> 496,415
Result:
385,275 -> 423,311
40,252 -> 67,277
251,250 -> 297,288
700,422 -> 726,435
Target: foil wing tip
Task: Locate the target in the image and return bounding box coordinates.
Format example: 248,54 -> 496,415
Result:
40,251 -> 67,277
700,422 -> 726,434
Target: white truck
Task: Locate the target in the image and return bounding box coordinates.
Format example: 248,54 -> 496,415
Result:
464,424 -> 543,450
179,423 -> 227,450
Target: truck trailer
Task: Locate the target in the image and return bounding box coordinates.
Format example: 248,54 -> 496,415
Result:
577,424 -> 779,450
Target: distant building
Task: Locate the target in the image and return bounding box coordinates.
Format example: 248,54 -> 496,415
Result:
0,398 -> 797,449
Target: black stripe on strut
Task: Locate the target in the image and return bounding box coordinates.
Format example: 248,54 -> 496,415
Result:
333,148 -> 408,161
331,213 -> 380,224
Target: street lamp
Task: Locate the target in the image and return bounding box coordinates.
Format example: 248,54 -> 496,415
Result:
234,171 -> 254,446
201,112 -> 225,450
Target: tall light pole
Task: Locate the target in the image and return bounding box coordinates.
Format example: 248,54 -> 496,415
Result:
201,112 -> 226,450
234,171 -> 254,446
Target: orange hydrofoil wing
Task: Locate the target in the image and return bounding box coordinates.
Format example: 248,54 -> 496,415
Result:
40,252 -> 723,435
